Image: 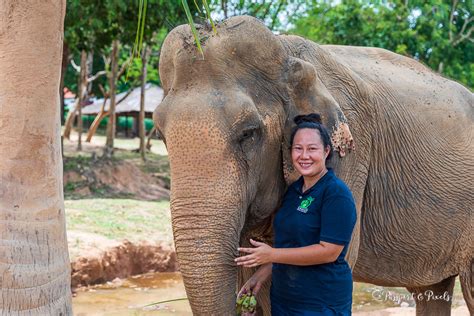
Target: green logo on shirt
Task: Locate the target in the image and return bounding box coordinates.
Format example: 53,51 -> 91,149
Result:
297,196 -> 314,213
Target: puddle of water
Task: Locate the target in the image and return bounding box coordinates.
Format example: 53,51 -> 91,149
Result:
73,272 -> 468,315
72,272 -> 192,316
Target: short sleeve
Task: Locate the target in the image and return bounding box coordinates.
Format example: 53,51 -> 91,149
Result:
319,187 -> 357,246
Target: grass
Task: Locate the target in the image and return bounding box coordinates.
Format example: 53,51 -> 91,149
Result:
64,136 -> 168,156
65,198 -> 172,241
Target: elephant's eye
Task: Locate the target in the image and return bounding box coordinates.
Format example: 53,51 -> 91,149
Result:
239,126 -> 258,144
238,125 -> 261,159
241,129 -> 254,141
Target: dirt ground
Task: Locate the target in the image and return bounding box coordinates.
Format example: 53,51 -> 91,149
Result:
70,239 -> 177,288
64,132 -> 177,288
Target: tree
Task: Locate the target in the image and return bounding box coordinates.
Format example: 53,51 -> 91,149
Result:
290,1 -> 473,89
211,0 -> 302,31
0,1 -> 72,313
63,0 -> 108,149
63,0 -> 192,157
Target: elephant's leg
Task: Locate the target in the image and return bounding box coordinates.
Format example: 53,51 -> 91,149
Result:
459,259 -> 474,315
407,275 -> 456,316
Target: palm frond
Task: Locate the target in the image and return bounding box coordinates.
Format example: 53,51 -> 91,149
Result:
182,0 -> 204,59
202,0 -> 217,35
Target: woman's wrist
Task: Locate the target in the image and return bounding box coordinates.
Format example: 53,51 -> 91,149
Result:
258,263 -> 272,280
269,247 -> 277,264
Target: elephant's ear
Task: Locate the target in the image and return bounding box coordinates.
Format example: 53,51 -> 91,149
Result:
158,24 -> 194,97
281,57 -> 355,183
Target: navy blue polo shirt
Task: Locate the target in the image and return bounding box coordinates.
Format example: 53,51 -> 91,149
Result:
271,169 -> 356,312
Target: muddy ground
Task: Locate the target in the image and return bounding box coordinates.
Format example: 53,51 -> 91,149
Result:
71,239 -> 177,288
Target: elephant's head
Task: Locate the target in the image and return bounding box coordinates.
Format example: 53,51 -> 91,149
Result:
154,16 -> 354,314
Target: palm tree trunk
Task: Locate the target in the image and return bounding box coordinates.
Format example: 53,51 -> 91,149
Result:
0,1 -> 72,313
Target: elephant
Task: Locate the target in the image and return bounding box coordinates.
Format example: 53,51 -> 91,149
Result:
153,15 -> 473,315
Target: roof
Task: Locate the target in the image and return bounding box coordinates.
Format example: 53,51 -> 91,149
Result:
64,87 -> 76,99
81,84 -> 164,115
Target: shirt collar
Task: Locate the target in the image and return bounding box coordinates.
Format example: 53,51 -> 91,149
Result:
293,168 -> 334,195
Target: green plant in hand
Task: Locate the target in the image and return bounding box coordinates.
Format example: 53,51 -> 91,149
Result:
236,288 -> 257,316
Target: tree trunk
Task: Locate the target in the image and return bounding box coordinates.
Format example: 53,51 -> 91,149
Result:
438,61 -> 444,73
60,43 -> 69,126
105,40 -> 119,157
77,49 -> 88,151
60,43 -> 69,156
139,45 -> 151,161
86,50 -> 94,94
0,1 -> 72,314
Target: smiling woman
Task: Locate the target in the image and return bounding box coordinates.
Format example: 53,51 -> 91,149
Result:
237,113 -> 357,315
291,114 -> 332,189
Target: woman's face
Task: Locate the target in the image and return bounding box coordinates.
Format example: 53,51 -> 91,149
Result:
291,128 -> 329,178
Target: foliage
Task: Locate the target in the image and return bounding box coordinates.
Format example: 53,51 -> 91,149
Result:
182,0 -> 205,58
131,0 -> 148,62
210,0 -> 305,31
64,0 -> 192,97
290,1 -> 473,89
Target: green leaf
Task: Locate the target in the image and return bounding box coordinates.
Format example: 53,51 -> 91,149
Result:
202,0 -> 217,35
193,0 -> 202,13
181,0 -> 204,59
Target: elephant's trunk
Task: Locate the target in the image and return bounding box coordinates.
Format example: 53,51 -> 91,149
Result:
159,107 -> 253,314
171,193 -> 244,314
167,138 -> 247,314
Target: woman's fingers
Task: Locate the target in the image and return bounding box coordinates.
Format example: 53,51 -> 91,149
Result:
238,286 -> 250,297
235,254 -> 253,262
235,255 -> 255,265
244,261 -> 260,268
238,247 -> 256,254
241,261 -> 257,267
250,238 -> 264,246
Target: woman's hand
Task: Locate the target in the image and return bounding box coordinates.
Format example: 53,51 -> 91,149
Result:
238,274 -> 263,297
237,263 -> 272,296
235,239 -> 274,268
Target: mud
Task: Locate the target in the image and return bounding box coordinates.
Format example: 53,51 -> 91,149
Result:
71,240 -> 177,288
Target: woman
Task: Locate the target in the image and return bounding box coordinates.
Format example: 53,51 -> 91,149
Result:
235,113 -> 357,315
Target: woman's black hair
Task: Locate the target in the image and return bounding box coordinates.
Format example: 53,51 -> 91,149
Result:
290,113 -> 333,161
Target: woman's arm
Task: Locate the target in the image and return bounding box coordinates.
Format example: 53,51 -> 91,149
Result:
271,241 -> 343,266
235,239 -> 344,268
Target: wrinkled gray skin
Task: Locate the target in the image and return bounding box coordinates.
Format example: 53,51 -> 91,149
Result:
153,16 -> 473,315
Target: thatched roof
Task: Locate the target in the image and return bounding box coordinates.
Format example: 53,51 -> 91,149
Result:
81,84 -> 163,115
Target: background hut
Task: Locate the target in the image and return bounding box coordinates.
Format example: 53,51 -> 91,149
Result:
82,84 -> 163,140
